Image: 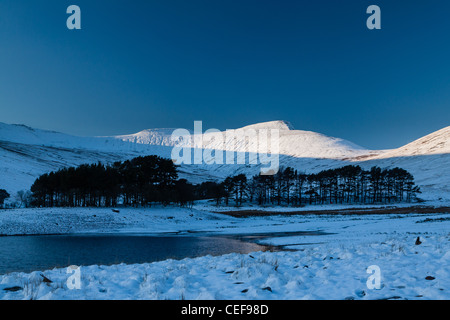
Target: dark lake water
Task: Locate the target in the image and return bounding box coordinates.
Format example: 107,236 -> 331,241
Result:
0,234 -> 270,275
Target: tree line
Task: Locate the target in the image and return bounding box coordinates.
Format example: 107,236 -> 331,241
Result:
29,156 -> 420,208
31,156 -> 185,207
212,165 -> 421,207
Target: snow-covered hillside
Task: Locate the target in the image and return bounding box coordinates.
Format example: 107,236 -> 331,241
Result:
201,121 -> 374,159
113,128 -> 183,147
0,121 -> 449,200
0,122 -> 171,153
112,121 -> 373,159
368,126 -> 450,159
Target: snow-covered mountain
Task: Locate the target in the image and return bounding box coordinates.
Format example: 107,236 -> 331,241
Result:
0,121 -> 449,200
0,122 -> 170,153
200,121 -> 374,159
368,126 -> 450,159
113,121 -> 376,159
112,128 -> 183,148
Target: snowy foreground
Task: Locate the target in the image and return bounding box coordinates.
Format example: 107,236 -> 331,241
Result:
0,203 -> 449,300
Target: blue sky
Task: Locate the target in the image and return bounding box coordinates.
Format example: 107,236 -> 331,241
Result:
0,0 -> 449,149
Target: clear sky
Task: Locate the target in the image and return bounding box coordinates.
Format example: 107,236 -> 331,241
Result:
0,0 -> 449,149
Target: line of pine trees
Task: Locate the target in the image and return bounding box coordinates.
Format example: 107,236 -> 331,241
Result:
30,156 -> 421,208
216,165 -> 421,207
31,156 -> 185,207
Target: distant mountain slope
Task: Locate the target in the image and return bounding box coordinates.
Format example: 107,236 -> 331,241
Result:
201,121 -> 372,159
368,126 -> 450,159
0,121 -> 449,201
112,128 -> 183,147
112,121 -> 377,159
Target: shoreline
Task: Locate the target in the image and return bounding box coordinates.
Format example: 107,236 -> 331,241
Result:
1,203 -> 450,237
1,215 -> 448,299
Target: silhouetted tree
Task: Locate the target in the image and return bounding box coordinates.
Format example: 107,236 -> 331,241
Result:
0,189 -> 10,208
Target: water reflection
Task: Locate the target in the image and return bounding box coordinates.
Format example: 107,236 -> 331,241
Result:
0,234 -> 269,275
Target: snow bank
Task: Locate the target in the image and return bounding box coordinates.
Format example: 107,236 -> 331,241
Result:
0,208 -> 449,300
0,233 -> 448,300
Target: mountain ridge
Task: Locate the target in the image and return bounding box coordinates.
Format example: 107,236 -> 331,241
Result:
3,120 -> 449,157
1,121 -> 449,200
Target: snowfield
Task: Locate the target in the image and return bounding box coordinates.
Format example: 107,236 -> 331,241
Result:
0,204 -> 449,300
